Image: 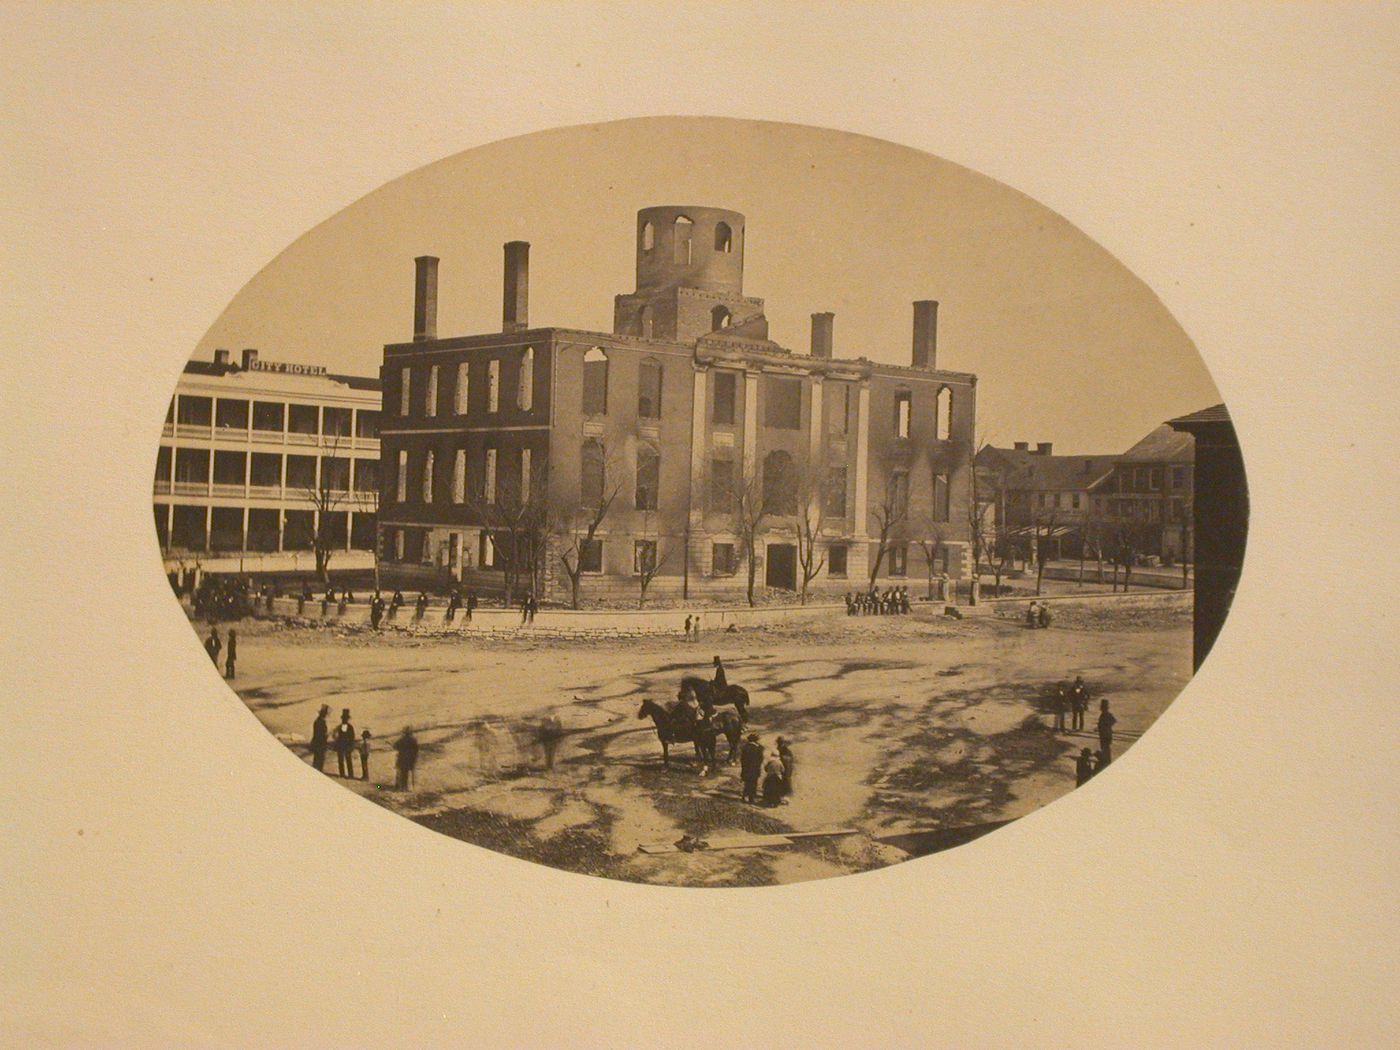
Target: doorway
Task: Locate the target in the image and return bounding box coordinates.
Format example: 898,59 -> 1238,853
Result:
765,542 -> 797,591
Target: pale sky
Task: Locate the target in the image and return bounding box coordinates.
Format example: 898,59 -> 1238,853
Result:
194,117 -> 1219,455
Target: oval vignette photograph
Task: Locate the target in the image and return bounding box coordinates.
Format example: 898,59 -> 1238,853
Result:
154,116 -> 1248,888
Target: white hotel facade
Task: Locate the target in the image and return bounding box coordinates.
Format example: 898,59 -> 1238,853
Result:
153,348 -> 382,580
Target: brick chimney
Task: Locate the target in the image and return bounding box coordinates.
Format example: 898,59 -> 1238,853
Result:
1037,442 -> 1053,455
213,348 -> 231,366
241,348 -> 259,370
912,300 -> 938,369
503,241 -> 529,332
810,312 -> 834,358
1013,441 -> 1029,452
413,256 -> 438,341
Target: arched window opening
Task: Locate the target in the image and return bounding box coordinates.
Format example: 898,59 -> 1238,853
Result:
581,438 -> 605,506
711,305 -> 731,331
517,347 -> 533,411
641,221 -> 655,251
639,305 -> 654,339
715,221 -> 732,253
582,347 -> 608,415
635,445 -> 660,511
762,450 -> 797,515
935,386 -> 953,441
673,215 -> 693,265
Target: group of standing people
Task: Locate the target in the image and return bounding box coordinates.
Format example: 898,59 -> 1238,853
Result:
1050,675 -> 1120,785
204,625 -> 237,678
1026,601 -> 1053,629
846,587 -> 912,616
681,615 -> 703,642
308,704 -> 420,789
739,734 -> 795,806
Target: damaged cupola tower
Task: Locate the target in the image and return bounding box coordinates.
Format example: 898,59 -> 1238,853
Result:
377,206 -> 977,602
613,207 -> 768,343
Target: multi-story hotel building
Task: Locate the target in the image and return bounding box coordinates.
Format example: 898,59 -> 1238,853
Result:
377,206 -> 977,601
154,348 -> 381,582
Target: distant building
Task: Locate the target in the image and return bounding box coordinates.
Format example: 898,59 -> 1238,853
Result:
1096,424 -> 1195,563
975,442 -> 1118,560
154,348 -> 381,583
376,206 -> 978,602
1168,403 -> 1247,670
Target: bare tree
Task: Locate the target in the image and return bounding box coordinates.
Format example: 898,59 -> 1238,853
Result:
301,432 -> 352,584
792,457 -> 835,605
554,442 -> 622,610
632,510 -> 675,608
914,518 -> 945,600
1031,505 -> 1059,596
724,463 -> 776,607
867,467 -> 910,590
464,454 -> 550,606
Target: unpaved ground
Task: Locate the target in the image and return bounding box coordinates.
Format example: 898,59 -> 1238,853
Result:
224,607 -> 1190,886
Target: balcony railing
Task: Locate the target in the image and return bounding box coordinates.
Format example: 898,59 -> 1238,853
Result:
174,424 -> 213,440
173,481 -> 210,497
211,483 -> 247,498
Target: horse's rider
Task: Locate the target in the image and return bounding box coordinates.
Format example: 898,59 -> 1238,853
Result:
712,656 -> 727,693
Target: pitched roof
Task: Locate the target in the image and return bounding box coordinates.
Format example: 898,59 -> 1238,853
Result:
977,446 -> 1119,491
1168,403 -> 1230,426
1119,423 -> 1195,463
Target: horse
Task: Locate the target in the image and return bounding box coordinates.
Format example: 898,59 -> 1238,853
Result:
678,676 -> 751,723
638,698 -> 742,769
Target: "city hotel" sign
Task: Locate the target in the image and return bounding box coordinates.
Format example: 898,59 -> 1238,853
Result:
249,359 -> 328,376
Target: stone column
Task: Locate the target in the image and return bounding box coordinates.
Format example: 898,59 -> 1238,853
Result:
853,381 -> 871,539
807,375 -> 824,524
689,367 -> 707,526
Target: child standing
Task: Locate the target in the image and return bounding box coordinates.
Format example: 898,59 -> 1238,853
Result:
359,729 -> 372,781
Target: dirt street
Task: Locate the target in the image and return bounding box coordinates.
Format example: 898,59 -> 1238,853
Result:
227,606 -> 1191,887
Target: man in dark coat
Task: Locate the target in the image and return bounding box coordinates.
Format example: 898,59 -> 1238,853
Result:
466,591 -> 477,621
1070,676 -> 1088,731
334,709 -> 356,777
310,704 -> 330,772
389,590 -> 404,620
1097,699 -> 1117,763
414,592 -> 428,621
1075,748 -> 1095,786
712,656 -> 727,692
204,626 -> 221,666
224,629 -> 237,679
394,726 -> 420,790
369,593 -> 384,630
1052,683 -> 1068,732
776,737 -> 794,799
738,733 -> 764,804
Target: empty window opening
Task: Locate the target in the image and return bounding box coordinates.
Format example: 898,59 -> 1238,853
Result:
581,438 -> 605,506
713,371 -> 737,425
455,362 -> 470,414
635,445 -> 660,511
673,215 -> 693,265
714,221 -> 732,253
638,359 -> 663,419
828,545 -> 848,577
641,221 -> 655,251
582,347 -> 608,415
895,389 -> 912,438
763,375 -> 802,430
517,348 -> 533,411
935,386 -> 953,440
711,305 -> 731,330
763,450 -> 797,514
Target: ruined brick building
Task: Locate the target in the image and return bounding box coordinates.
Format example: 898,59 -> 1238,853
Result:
376,206 -> 977,602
